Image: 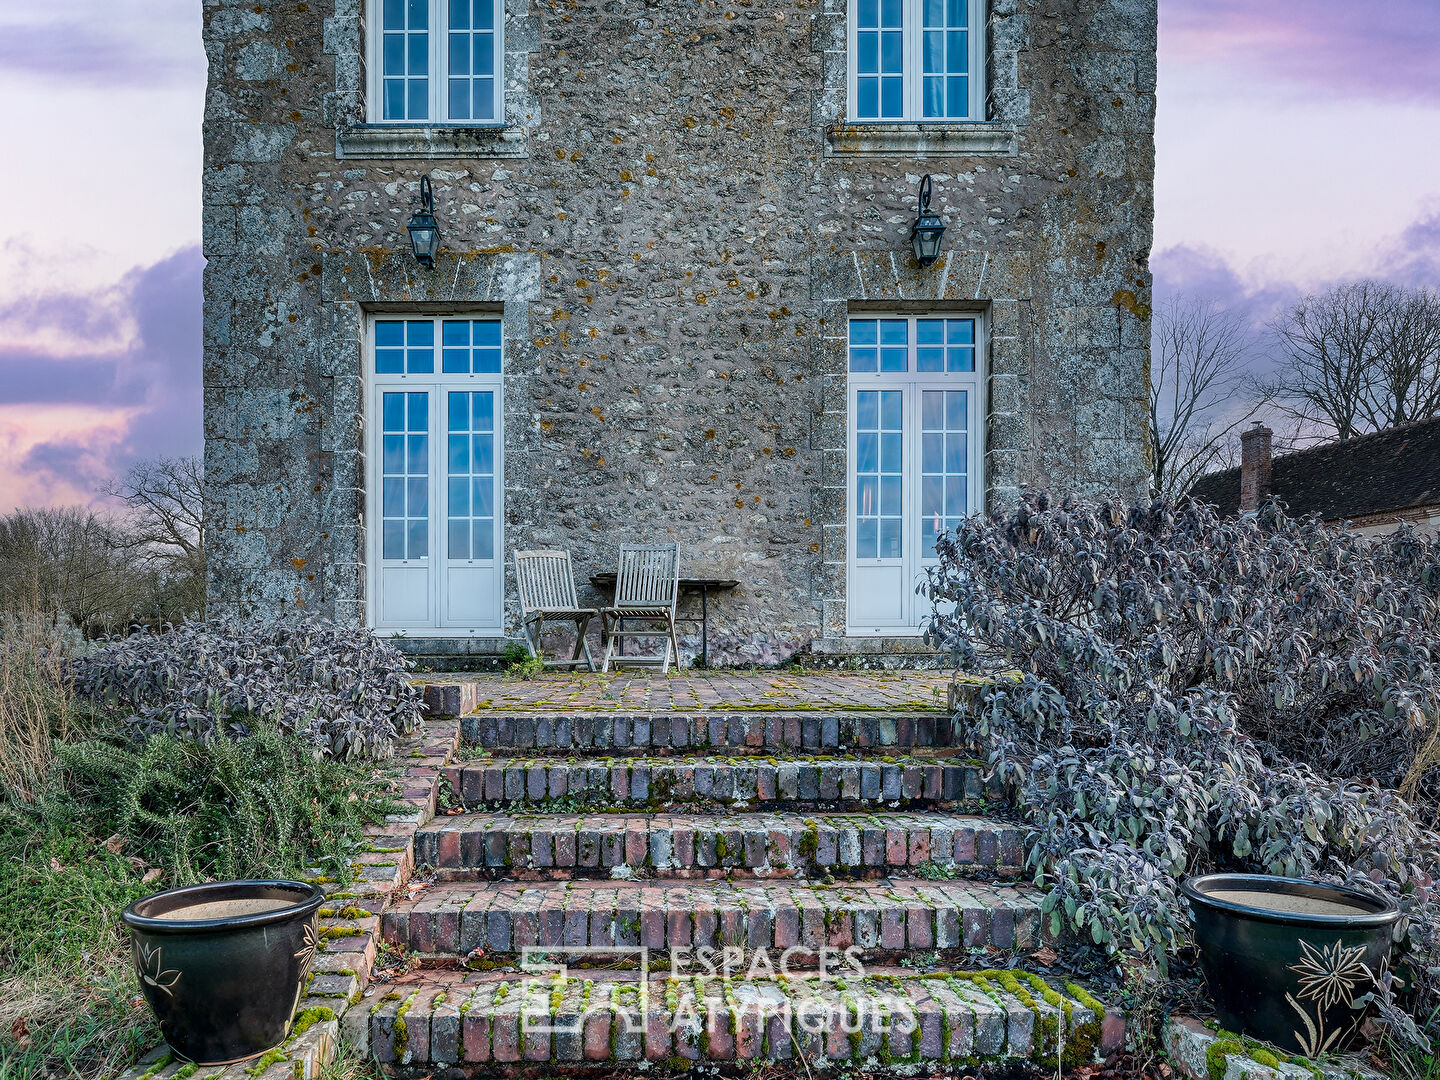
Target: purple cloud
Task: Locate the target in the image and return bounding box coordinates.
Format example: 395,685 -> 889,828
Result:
0,22 -> 201,88
1162,0 -> 1440,103
0,248 -> 203,503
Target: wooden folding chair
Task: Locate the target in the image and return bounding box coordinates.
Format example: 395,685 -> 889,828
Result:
513,549 -> 599,671
600,543 -> 681,673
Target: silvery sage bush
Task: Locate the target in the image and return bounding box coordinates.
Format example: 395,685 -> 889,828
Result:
926,493 -> 1440,1049
74,616 -> 422,759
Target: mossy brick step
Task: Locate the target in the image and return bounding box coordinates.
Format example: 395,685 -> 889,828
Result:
383,879 -> 1043,956
358,967 -> 1114,1069
443,756 -> 999,810
413,811 -> 1024,878
458,712 -> 959,753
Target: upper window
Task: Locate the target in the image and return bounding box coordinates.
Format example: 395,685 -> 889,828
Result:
848,0 -> 984,122
848,318 -> 977,373
370,0 -> 504,124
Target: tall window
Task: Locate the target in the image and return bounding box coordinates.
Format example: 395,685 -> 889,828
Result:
371,0 -> 504,123
849,0 -> 983,122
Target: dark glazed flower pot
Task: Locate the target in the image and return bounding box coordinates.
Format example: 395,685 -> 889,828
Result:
1182,873 -> 1400,1057
122,879 -> 326,1065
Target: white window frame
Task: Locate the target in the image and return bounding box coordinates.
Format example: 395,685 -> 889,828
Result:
846,0 -> 986,123
845,311 -> 986,636
365,313 -> 506,637
366,0 -> 506,125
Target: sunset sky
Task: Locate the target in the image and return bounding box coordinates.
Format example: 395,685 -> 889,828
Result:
0,0 -> 1437,508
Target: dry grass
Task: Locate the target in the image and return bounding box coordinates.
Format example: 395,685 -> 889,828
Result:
1402,721 -> 1440,828
0,608 -> 82,802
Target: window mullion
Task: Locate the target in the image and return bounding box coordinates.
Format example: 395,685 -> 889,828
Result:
434,0 -> 446,121
906,0 -> 919,122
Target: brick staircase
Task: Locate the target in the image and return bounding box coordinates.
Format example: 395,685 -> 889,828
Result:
348,686 -> 1122,1074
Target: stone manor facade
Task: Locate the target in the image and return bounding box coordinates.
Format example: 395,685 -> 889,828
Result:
201,0 -> 1156,665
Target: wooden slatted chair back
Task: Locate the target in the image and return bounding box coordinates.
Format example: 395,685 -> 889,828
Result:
514,549 -> 581,614
614,544 -> 680,610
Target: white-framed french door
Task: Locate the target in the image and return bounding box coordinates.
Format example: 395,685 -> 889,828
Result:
846,313 -> 984,634
366,315 -> 505,635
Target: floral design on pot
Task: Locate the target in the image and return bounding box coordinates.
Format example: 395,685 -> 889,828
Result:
135,941 -> 181,998
1284,940 -> 1377,1057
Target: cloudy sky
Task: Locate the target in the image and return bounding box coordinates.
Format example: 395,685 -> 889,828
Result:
0,0 -> 1437,508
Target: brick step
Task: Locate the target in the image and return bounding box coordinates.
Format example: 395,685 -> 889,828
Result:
356,967 -> 1113,1069
383,879 -> 1043,957
414,811 -> 1023,879
459,712 -> 959,754
443,755 -> 998,811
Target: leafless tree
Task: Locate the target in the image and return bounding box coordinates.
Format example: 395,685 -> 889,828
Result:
1267,280 -> 1440,441
106,455 -> 206,618
1149,296 -> 1264,499
0,507 -> 149,635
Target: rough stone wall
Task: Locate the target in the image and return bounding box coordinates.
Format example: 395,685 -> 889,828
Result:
202,0 -> 1156,662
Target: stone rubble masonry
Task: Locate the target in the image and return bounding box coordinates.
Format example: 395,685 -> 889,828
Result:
411,810 -> 1025,876
1162,1016 -> 1388,1080
201,0 -> 1157,659
445,754 -> 999,808
382,879 -> 1041,954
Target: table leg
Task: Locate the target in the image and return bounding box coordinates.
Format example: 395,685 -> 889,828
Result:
700,585 -> 709,668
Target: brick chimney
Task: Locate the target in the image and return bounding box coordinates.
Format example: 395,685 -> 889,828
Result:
1239,422 -> 1273,512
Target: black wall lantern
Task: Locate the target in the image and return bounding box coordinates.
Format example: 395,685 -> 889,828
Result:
407,174 -> 442,267
909,174 -> 946,267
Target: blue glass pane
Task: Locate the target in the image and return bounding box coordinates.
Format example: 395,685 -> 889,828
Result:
382,393 -> 405,432
475,0 -> 494,30
880,31 -> 903,73
947,390 -> 968,429
922,433 -> 943,471
406,321 -> 434,346
881,77 -> 903,117
448,477 -> 470,516
880,518 -> 901,559
376,348 -> 404,374
881,391 -> 902,430
859,29 -> 878,72
450,0 -> 470,29
449,392 -> 468,431
407,520 -> 428,559
448,434 -> 469,472
881,475 -> 902,516
383,520 -> 405,559
408,434 -> 429,472
849,320 -> 878,346
472,347 -> 501,373
857,79 -> 879,120
443,348 -> 470,373
377,321 -> 405,347
407,348 -> 434,374
407,477 -> 429,517
449,34 -> 471,75
879,320 -> 908,345
408,0 -> 427,29
924,78 -> 943,118
443,321 -> 470,346
474,38 -> 494,75
880,347 -> 907,372
917,347 -> 944,372
383,478 -> 405,516
408,32 -> 429,74
945,435 -> 966,473
383,80 -> 406,119
857,0 -> 878,28
857,433 -> 879,473
473,522 -> 494,560
947,32 -> 967,72
857,477 -> 878,516
947,0 -> 966,26
407,392 -> 427,431
880,0 -> 902,26
857,518 -> 878,560
948,319 -> 974,344
474,321 -> 501,346
924,30 -> 942,72
916,320 -> 943,344
472,434 -> 494,473
384,0 -> 404,29
472,393 -> 494,431
923,0 -> 942,25
849,347 -> 878,372
407,79 -> 428,120
881,432 -> 902,472
448,519 -> 471,560
856,392 -> 879,431
946,484 -> 967,515
922,393 -> 943,429
472,79 -> 495,120
948,347 -> 974,372
922,476 -> 943,516
383,435 -> 405,474
384,33 -> 405,74
474,479 -> 494,516
947,76 -> 968,114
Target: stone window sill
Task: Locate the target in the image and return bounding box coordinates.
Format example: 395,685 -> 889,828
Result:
336,124 -> 529,160
825,121 -> 1017,157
